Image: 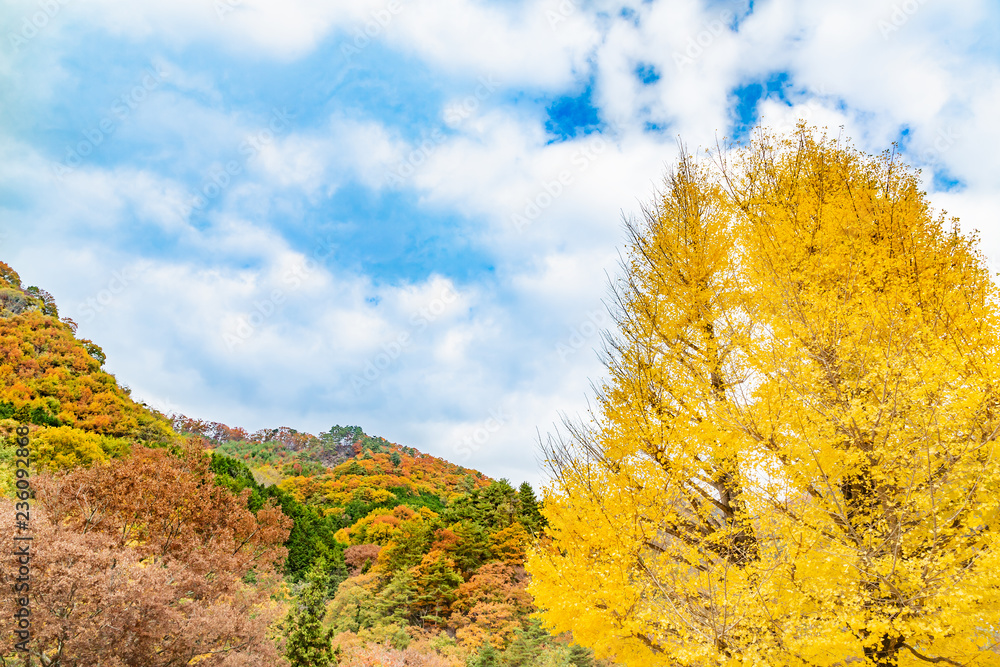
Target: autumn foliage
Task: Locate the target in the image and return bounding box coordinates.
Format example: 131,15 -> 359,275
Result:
449,563 -> 534,649
529,125 -> 1000,666
321,479 -> 575,662
345,544 -> 382,575
0,310 -> 174,441
0,261 -> 592,665
0,445 -> 291,666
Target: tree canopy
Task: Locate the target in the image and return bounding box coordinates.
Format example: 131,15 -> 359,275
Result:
0,446 -> 291,666
528,125 -> 1000,666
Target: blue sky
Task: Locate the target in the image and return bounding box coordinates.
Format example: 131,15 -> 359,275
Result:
2,0 -> 999,489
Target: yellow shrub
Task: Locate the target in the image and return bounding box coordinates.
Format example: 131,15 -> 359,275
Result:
33,425 -> 129,470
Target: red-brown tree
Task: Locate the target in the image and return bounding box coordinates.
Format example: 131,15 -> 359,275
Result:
1,445 -> 291,666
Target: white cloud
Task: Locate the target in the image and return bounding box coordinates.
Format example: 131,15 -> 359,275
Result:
3,0 -> 1000,490
386,0 -> 599,89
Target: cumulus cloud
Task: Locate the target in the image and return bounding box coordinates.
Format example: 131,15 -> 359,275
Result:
1,0 -> 998,489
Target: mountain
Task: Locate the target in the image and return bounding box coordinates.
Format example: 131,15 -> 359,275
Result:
0,259 -> 602,667
0,257 -> 491,508
171,414 -> 493,524
0,261 -> 175,450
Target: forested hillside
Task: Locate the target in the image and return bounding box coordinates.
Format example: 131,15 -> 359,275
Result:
0,259 -> 604,666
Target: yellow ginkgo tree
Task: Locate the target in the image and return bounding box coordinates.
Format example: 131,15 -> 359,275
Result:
527,125 -> 1000,667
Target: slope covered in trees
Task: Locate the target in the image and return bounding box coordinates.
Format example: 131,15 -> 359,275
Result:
173,416 -> 492,516
0,261 -> 173,443
175,417 -> 596,665
0,266 -> 601,666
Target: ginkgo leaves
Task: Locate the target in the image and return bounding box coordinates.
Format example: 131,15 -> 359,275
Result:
529,125 -> 1000,666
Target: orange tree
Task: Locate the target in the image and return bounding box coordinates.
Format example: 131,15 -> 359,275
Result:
0,445 -> 291,666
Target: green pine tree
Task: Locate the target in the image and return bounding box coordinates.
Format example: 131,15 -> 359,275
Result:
478,479 -> 519,528
379,519 -> 433,571
566,643 -> 596,667
376,568 -> 417,626
325,549 -> 349,599
459,473 -> 476,493
516,482 -> 545,533
413,554 -> 463,625
285,561 -> 336,667
448,520 -> 492,575
467,640 -> 502,667
502,627 -> 542,666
